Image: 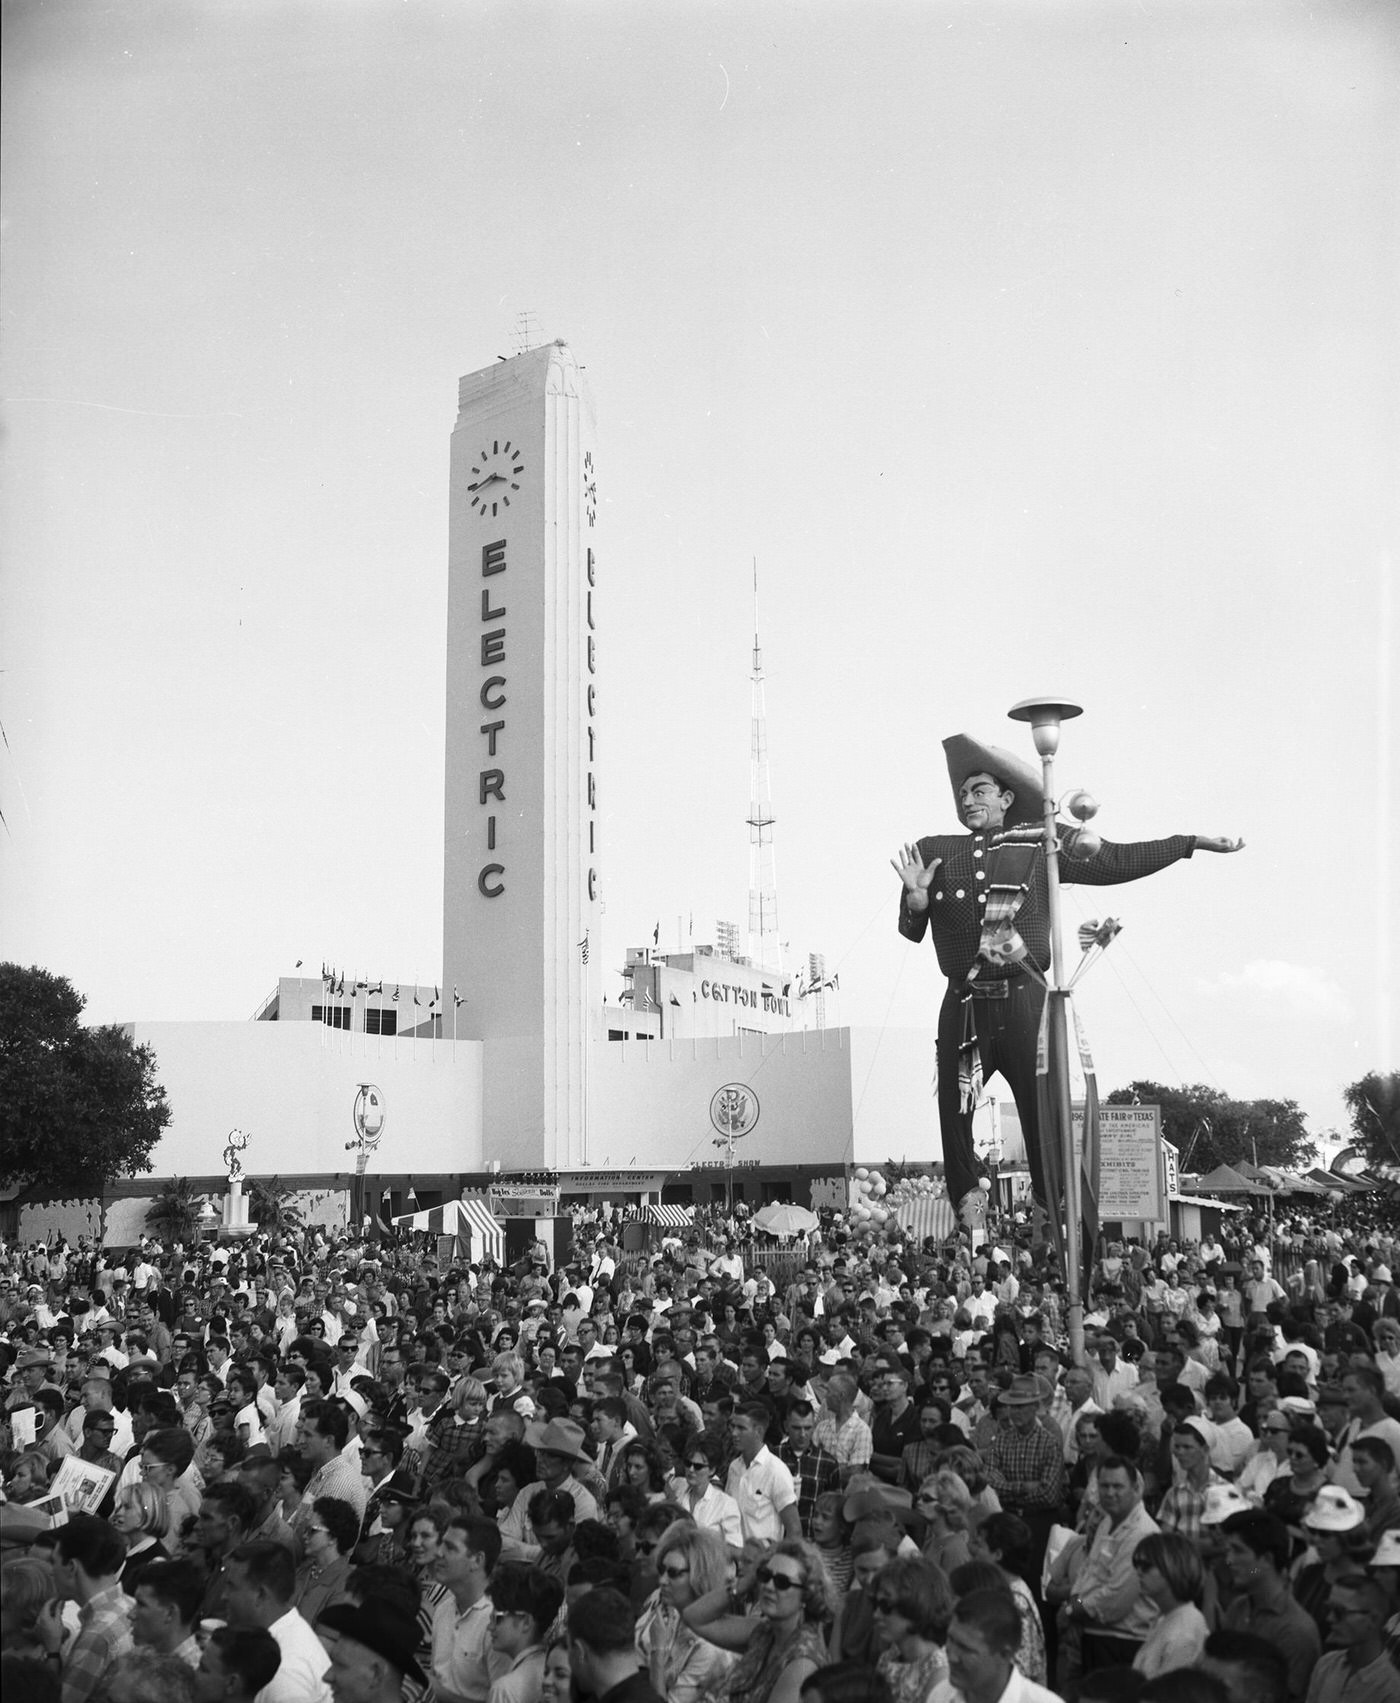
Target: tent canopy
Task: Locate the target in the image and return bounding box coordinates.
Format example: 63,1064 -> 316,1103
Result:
1195,1163 -> 1271,1195
391,1196 -> 504,1260
641,1204 -> 694,1228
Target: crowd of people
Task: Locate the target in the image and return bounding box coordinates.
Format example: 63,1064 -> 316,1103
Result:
3,1188 -> 1400,1703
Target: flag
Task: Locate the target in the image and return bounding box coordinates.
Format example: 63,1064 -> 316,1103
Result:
413,991 -> 422,1007
393,984 -> 400,1002
652,921 -> 659,946
433,985 -> 440,1005
370,982 -> 383,995
578,936 -> 590,964
453,986 -> 464,1008
336,977 -> 345,996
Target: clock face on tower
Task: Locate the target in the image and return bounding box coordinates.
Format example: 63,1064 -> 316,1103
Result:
583,449 -> 597,529
468,440 -> 525,518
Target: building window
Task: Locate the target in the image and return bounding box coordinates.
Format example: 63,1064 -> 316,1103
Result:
365,1007 -> 397,1036
710,1183 -> 728,1204
312,1005 -> 352,1030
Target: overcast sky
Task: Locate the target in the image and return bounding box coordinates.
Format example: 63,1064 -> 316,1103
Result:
2,0 -> 1395,1151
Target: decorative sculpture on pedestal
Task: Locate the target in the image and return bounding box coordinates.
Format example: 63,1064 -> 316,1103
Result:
221,1128 -> 253,1238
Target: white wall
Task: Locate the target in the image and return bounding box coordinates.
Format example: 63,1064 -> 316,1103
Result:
130,1021 -> 485,1179
589,1028 -> 854,1169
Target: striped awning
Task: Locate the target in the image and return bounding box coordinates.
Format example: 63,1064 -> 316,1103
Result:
392,1196 -> 504,1260
642,1204 -> 694,1227
894,1196 -> 956,1243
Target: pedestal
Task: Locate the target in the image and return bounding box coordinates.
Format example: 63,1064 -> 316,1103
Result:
222,1177 -> 254,1239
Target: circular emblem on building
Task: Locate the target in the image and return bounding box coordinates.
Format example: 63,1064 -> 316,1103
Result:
352,1085 -> 386,1148
709,1083 -> 760,1139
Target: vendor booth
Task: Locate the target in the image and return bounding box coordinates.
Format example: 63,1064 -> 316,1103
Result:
391,1195 -> 504,1267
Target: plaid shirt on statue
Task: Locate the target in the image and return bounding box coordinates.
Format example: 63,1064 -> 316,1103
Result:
62,1583 -> 133,1703
778,1441 -> 841,1537
981,1423 -> 1065,1512
899,830 -> 1197,983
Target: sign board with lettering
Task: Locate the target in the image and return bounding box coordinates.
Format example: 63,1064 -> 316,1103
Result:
1071,1104 -> 1165,1223
557,1171 -> 666,1195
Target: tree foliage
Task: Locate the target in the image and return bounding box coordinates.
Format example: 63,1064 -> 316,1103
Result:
1342,1071 -> 1400,1171
145,1176 -> 202,1242
0,964 -> 170,1193
247,1175 -> 304,1239
1104,1080 -> 1317,1175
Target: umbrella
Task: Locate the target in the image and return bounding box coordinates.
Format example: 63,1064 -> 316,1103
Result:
752,1203 -> 819,1237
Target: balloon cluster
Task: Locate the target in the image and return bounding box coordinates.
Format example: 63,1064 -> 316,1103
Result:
848,1166 -> 945,1228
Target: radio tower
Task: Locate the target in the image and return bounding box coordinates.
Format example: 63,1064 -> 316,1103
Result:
747,560 -> 782,972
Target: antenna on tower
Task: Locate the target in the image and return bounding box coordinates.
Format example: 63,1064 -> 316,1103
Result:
512,311 -> 543,355
747,559 -> 781,972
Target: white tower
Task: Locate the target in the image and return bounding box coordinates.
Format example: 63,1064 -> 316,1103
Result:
443,342 -> 601,1170
746,562 -> 781,972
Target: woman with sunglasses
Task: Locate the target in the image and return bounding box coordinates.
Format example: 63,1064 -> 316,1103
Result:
635,1523 -> 736,1703
670,1432 -> 743,1550
914,1469 -> 971,1576
683,1537 -> 838,1703
1263,1423 -> 1331,1527
870,1555 -> 953,1703
1238,1411 -> 1294,1503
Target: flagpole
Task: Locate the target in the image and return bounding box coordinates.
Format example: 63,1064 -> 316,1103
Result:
1009,696 -> 1085,1370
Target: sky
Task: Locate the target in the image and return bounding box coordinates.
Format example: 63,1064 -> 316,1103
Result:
2,0 -> 1396,1154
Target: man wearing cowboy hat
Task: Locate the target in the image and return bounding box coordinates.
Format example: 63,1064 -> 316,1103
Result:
498,1418 -> 600,1561
892,732 -> 1241,1239
980,1372 -> 1065,1565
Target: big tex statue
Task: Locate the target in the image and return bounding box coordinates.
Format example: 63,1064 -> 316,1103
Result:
892,733 -> 1242,1241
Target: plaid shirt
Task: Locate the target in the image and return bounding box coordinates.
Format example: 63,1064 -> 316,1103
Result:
62,1582 -> 133,1703
981,1422 -> 1065,1512
778,1441 -> 841,1536
813,1409 -> 873,1472
420,1410 -> 485,1492
899,830 -> 1196,982
1157,1471 -> 1223,1543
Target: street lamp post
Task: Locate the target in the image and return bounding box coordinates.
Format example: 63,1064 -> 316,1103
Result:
1008,695 -> 1086,1369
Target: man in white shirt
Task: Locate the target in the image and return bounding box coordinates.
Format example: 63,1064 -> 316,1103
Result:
222,1540 -> 331,1703
1090,1335 -> 1139,1412
710,1240 -> 745,1286
725,1402 -> 800,1543
934,1586 -> 1060,1703
431,1515 -> 507,1703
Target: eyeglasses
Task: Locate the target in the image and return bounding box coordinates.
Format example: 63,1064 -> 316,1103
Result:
756,1567 -> 804,1591
872,1597 -> 905,1614
685,1460 -> 710,1472
658,1562 -> 691,1580
915,1492 -> 939,1505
